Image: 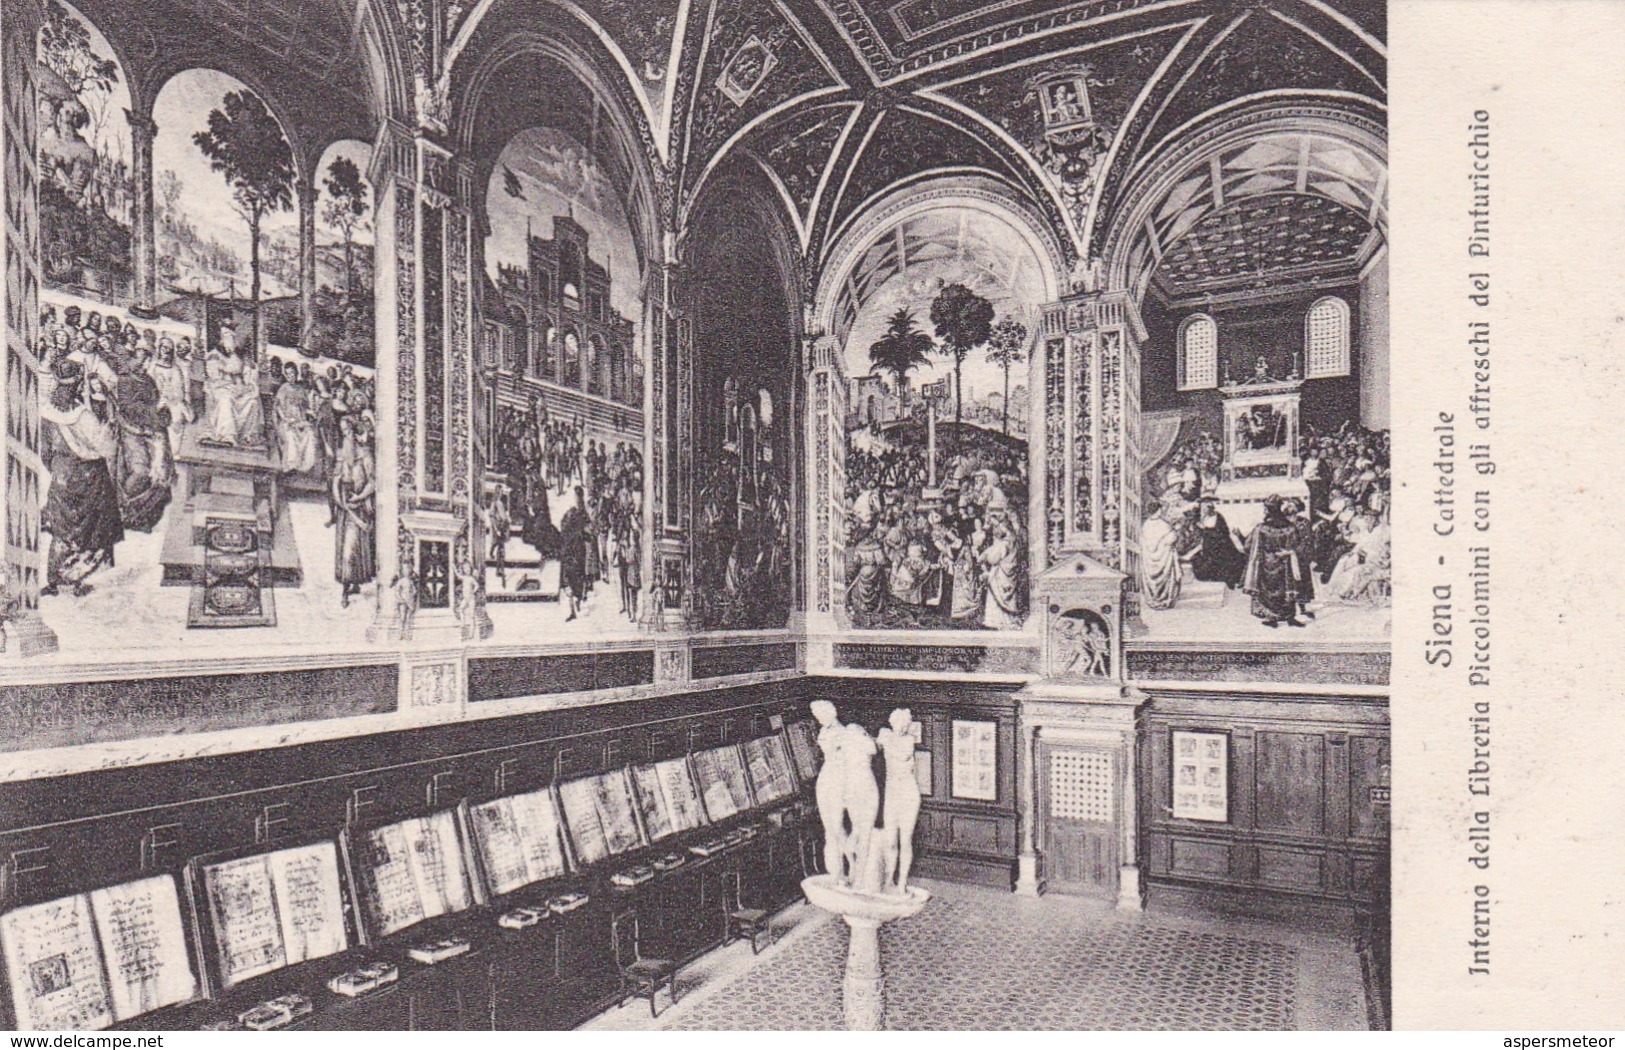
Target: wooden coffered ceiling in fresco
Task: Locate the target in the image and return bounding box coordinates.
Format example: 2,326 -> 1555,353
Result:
71,0 -> 1384,292
1152,193 -> 1377,303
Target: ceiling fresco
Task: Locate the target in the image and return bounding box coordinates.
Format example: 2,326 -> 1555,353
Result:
756,103 -> 859,226
75,0 -> 1383,287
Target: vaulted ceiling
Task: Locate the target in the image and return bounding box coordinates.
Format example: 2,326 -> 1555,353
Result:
66,0 -> 1385,293
676,0 -> 1385,282
65,0 -> 378,166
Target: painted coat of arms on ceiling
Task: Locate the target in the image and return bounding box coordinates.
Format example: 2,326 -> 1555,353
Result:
937,30 -> 1183,236
718,27 -> 791,107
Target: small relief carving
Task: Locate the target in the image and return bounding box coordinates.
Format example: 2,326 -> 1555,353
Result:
656,647 -> 688,683
409,662 -> 457,708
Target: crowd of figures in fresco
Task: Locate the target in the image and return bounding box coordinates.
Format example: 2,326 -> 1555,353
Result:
34,303 -> 380,604
1140,422 -> 1391,627
839,281 -> 1034,632
845,434 -> 1029,631
488,403 -> 644,622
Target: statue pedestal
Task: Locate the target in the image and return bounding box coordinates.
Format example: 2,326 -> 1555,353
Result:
802,875 -> 930,1030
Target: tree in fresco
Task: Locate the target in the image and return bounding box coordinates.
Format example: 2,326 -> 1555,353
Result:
867,308 -> 935,412
928,282 -> 995,432
985,316 -> 1029,436
193,90 -> 294,348
323,156 -> 370,300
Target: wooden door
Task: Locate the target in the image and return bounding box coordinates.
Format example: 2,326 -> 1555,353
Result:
1040,743 -> 1118,899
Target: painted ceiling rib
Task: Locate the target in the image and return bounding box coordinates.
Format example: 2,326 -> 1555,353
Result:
1143,215 -> 1164,260
1295,136 -> 1312,193
1368,167 -> 1388,223
1208,153 -> 1225,209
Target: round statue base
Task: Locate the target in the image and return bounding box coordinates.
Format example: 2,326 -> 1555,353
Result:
802,874 -> 930,1030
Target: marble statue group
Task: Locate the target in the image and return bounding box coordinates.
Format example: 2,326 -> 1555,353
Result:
810,700 -> 922,895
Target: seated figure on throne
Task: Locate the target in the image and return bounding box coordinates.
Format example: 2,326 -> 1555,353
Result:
203,324 -> 266,448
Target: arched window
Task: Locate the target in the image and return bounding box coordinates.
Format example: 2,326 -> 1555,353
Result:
483,325 -> 501,370
1304,296 -> 1350,378
1177,313 -> 1218,391
511,316 -> 529,374
560,246 -> 582,305
587,335 -> 607,396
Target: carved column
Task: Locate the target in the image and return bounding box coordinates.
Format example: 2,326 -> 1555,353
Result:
842,918 -> 885,1030
0,0 -> 57,655
296,172 -> 319,343
126,109 -> 158,320
368,122 -> 490,644
640,240 -> 691,631
1015,720 -> 1041,894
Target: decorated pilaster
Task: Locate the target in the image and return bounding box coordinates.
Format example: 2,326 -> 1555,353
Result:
640,238 -> 692,631
804,330 -> 846,655
1024,290 -> 1150,902
0,0 -> 58,655
126,109 -> 158,320
368,119 -> 490,644
296,171 -> 319,341
1039,290 -> 1146,592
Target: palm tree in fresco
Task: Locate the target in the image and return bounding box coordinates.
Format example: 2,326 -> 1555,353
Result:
929,282 -> 995,433
985,316 -> 1029,436
193,90 -> 294,348
868,308 -> 935,414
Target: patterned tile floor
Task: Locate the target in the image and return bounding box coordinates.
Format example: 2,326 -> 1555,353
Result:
582,879 -> 1369,1031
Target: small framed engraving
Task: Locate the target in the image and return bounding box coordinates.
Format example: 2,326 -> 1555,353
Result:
951,720 -> 998,801
1171,730 -> 1228,822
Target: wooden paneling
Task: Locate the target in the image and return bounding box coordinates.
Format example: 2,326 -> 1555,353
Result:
1169,837 -> 1232,878
1254,731 -> 1325,835
1257,845 -> 1325,891
0,682 -> 805,908
1349,735 -> 1392,841
0,679 -> 821,1031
